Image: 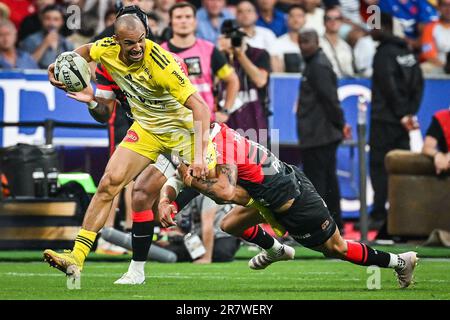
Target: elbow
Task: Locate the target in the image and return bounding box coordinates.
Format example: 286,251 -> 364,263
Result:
253,76 -> 268,89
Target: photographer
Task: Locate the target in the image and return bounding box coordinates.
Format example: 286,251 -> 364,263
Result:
217,19 -> 271,145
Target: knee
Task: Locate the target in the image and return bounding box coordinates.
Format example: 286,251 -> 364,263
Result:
132,185 -> 154,209
97,171 -> 125,201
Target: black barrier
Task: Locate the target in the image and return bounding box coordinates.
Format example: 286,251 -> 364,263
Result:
0,119 -> 107,145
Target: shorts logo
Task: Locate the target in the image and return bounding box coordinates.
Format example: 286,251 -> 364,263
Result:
321,219 -> 330,230
124,130 -> 139,143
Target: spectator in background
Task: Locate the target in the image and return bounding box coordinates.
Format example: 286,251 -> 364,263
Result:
347,25 -> 376,77
159,195 -> 241,263
320,6 -> 355,78
92,0 -> 155,42
147,11 -> 162,42
235,0 -> 277,56
255,0 -> 287,37
1,0 -> 35,30
0,19 -> 38,69
20,5 -> 73,69
104,6 -> 117,28
218,19 -> 271,145
420,0 -> 450,74
296,29 -> 350,233
18,0 -> 55,42
0,3 -> 11,21
66,0 -> 104,47
160,1 -> 239,122
339,0 -> 363,25
272,4 -> 306,73
422,107 -> 450,174
196,0 -> 235,44
303,0 -> 325,36
154,0 -> 175,39
378,0 -> 439,51
369,13 -> 424,230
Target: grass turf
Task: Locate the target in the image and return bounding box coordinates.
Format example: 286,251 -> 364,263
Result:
0,256 -> 449,300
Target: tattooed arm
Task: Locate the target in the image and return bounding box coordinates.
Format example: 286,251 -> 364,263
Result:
179,162 -> 240,204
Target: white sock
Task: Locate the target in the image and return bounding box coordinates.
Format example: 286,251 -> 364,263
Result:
129,260 -> 145,275
267,239 -> 283,255
388,253 -> 405,269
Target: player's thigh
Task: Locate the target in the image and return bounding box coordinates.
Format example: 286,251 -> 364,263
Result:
101,145 -> 152,190
119,121 -> 164,163
221,206 -> 266,236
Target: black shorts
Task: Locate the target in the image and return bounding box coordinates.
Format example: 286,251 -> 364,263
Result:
274,167 -> 336,248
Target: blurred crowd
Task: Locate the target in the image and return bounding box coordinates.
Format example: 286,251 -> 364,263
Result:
0,0 -> 449,75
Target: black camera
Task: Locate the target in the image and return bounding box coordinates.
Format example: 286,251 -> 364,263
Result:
221,19 -> 246,48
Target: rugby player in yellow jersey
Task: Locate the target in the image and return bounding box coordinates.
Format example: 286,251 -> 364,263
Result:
43,13 -> 213,278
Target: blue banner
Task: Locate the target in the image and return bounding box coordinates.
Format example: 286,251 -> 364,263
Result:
0,71 -> 106,147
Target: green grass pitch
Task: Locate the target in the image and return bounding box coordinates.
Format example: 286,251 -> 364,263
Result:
0,246 -> 449,300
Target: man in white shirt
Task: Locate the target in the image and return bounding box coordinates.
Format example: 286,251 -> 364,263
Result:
303,0 -> 325,36
272,4 -> 306,72
235,0 -> 277,55
319,6 -> 355,78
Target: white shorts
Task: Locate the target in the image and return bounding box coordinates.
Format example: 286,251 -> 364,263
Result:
151,154 -> 177,179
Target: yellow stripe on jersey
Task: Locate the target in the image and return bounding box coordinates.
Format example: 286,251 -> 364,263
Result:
215,64 -> 234,80
89,37 -> 197,134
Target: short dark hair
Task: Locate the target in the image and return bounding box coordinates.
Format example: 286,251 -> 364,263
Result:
41,4 -> 64,17
323,5 -> 342,21
287,4 -> 306,15
146,11 -> 160,23
169,1 -> 197,19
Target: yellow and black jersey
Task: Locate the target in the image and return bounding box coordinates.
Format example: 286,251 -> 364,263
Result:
90,37 -> 197,134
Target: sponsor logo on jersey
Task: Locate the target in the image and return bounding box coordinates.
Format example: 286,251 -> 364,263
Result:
124,130 -> 139,143
171,70 -> 186,86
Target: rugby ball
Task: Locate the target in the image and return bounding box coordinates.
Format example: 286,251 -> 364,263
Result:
54,51 -> 91,92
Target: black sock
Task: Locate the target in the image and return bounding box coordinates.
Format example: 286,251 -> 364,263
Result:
131,221 -> 154,261
241,225 -> 275,250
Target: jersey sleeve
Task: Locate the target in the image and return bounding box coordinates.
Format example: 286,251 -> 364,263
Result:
95,64 -> 117,100
211,47 -> 233,80
150,44 -> 197,105
90,37 -> 117,63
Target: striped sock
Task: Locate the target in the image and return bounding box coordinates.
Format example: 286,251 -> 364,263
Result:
73,229 -> 97,264
345,241 -> 391,268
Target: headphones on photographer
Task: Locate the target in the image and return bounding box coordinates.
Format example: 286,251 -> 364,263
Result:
115,4 -> 150,37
